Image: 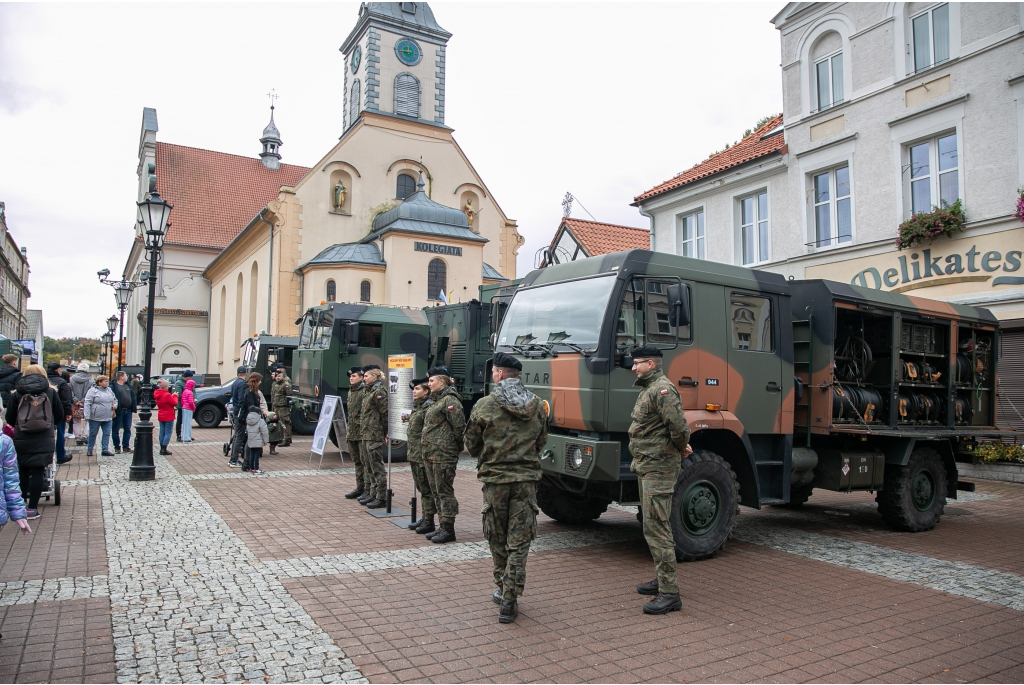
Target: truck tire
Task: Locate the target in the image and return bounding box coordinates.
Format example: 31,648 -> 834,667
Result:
876,446 -> 946,532
195,403 -> 223,429
291,408 -> 317,436
670,449 -> 740,562
537,483 -> 609,524
780,484 -> 813,508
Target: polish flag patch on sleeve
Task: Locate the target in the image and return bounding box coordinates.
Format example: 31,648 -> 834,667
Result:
660,389 -> 669,395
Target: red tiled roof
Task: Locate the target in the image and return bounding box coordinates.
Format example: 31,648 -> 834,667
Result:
156,142 -> 310,249
634,115 -> 785,203
559,218 -> 650,256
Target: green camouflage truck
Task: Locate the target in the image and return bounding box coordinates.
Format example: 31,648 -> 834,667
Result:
494,249 -> 1003,561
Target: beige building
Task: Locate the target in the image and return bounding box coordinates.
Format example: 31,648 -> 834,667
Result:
0,202 -> 31,342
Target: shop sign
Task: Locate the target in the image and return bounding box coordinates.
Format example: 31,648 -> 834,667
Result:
851,245 -> 1023,290
414,242 -> 462,257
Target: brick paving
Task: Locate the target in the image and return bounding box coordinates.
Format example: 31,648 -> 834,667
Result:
0,427 -> 1021,683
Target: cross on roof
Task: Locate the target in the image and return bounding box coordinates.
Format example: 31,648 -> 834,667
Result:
267,88 -> 278,110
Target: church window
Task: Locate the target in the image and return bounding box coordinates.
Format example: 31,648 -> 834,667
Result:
394,74 -> 420,118
360,280 -> 371,302
349,80 -> 361,127
396,173 -> 416,200
326,280 -> 336,302
427,259 -> 447,301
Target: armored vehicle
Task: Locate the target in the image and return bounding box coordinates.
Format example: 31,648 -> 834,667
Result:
494,249 -> 1003,561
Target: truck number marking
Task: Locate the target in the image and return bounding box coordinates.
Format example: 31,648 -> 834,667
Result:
859,465 -> 868,473
706,379 -> 719,386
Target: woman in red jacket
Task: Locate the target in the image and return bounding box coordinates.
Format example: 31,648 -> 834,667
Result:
153,379 -> 179,456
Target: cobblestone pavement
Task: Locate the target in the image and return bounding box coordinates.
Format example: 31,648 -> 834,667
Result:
0,427 -> 1022,683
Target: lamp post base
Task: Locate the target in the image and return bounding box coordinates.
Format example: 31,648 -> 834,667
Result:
130,407 -> 157,482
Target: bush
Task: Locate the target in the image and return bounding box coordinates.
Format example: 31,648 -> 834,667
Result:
895,200 -> 966,250
1015,187 -> 1024,223
973,442 -> 1024,464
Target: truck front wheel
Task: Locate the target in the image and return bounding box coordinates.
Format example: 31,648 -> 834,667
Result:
876,446 -> 946,532
670,449 -> 740,562
537,483 -> 609,524
291,408 -> 317,436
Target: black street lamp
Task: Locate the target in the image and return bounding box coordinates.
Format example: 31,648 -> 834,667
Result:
106,316 -> 118,375
101,332 -> 112,376
97,269 -> 144,376
130,189 -> 172,482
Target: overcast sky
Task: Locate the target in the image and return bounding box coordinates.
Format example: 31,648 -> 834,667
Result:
0,2 -> 783,338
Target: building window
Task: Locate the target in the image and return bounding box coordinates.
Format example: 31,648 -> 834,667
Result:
814,52 -> 844,112
912,4 -> 950,73
427,258 -> 447,300
906,132 -> 958,215
326,280 -> 336,302
739,191 -> 769,266
676,210 -> 705,259
396,173 -> 416,200
812,165 -> 852,248
360,280 -> 371,302
394,74 -> 420,118
349,80 -> 360,126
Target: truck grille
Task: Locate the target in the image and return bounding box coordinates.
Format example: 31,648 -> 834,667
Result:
564,442 -> 593,476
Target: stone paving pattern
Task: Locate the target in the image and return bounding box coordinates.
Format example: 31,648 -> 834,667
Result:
0,426 -> 1021,683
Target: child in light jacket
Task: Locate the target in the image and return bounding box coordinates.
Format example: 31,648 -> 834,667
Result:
245,408 -> 269,475
181,379 -> 197,442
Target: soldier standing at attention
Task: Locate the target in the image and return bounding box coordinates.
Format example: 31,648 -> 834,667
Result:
421,366 -> 465,544
404,377 -> 436,535
464,353 -> 547,624
344,367 -> 367,500
628,345 -> 692,615
359,365 -> 389,509
270,367 -> 293,447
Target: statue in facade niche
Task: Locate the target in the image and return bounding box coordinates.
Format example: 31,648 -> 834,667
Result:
333,179 -> 347,211
463,198 -> 476,227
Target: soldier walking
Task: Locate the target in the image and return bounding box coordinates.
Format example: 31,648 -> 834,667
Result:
421,366 -> 465,544
404,377 -> 436,535
464,353 -> 547,624
270,367 -> 293,447
628,345 -> 691,615
344,367 -> 367,500
359,364 -> 389,509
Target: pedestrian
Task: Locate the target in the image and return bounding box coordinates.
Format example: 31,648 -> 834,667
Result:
229,366 -> 248,466
627,346 -> 691,615
270,367 -> 293,447
69,361 -> 94,445
245,407 -> 269,475
420,366 -> 466,544
357,365 -> 389,509
0,354 -> 22,408
237,373 -> 265,469
5,365 -> 62,520
111,371 -> 136,454
267,412 -> 283,454
153,379 -> 178,456
84,375 -> 118,457
343,367 -> 368,500
46,362 -> 74,464
180,378 -> 196,442
130,374 -> 142,397
405,376 -> 436,535
173,371 -> 191,442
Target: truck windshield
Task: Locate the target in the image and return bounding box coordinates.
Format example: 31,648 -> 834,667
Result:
498,275 -> 616,350
298,313 -> 315,348
298,310 -> 334,349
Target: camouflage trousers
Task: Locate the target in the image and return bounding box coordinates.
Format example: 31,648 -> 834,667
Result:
347,440 -> 366,490
359,440 -> 387,499
424,455 -> 459,523
409,460 -> 437,518
273,406 -> 292,442
638,467 -> 680,595
482,482 -> 538,602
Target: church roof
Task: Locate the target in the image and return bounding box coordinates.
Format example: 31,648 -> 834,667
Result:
365,180 -> 486,244
482,263 -> 507,281
155,142 -> 309,249
300,242 -> 386,270
341,2 -> 451,53
261,109 -> 281,141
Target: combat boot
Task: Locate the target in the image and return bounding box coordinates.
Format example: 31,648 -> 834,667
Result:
642,593 -> 682,615
407,517 -> 425,530
430,521 -> 456,544
365,498 -> 386,509
357,493 -> 374,505
344,487 -> 364,499
492,588 -> 502,605
636,580 -> 659,595
498,600 -> 518,624
414,517 -> 436,535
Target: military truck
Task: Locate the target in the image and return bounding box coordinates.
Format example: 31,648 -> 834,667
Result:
494,249 -> 1004,561
240,334 -> 304,432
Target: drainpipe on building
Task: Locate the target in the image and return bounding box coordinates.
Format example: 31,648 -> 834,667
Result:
294,268 -> 304,318
638,207 -> 655,250
254,209 -> 274,334
201,275 -> 213,373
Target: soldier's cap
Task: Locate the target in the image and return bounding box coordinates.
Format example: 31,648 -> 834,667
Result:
348,366 -> 364,376
427,366 -> 451,378
362,364 -> 381,373
409,376 -> 429,389
630,345 -> 663,359
491,352 -> 522,371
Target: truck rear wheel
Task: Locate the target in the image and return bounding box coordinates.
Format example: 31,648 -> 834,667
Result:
876,446 -> 946,532
537,483 -> 609,524
670,449 -> 739,562
291,408 -> 316,436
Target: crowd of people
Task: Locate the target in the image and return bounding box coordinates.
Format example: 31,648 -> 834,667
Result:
226,364 -> 291,474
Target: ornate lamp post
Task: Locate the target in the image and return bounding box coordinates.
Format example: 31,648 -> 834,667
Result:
101,333 -> 112,376
130,189 -> 172,481
106,316 -> 118,375
97,269 -> 144,376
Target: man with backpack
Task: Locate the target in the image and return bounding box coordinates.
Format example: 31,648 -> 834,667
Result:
46,362 -> 74,464
5,365 -> 61,520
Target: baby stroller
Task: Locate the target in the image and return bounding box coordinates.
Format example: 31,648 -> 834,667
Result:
42,451 -> 62,506
222,403 -> 234,456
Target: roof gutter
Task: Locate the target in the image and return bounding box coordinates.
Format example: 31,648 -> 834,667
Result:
637,207 -> 655,251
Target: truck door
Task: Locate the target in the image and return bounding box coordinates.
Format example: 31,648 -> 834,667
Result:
726,291 -> 783,434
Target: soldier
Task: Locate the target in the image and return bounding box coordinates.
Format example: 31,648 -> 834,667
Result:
420,366 -> 465,544
343,366 -> 367,500
628,345 -> 692,615
359,364 -> 389,509
404,377 -> 436,535
270,367 -> 293,447
464,352 -> 547,624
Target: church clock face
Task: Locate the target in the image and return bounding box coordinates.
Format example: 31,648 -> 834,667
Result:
395,38 -> 422,66
350,45 -> 361,73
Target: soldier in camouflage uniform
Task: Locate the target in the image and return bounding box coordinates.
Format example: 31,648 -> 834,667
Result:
464,352 -> 547,624
359,365 -> 389,509
404,377 -> 436,534
421,366 -> 466,544
343,367 -> 367,500
628,345 -> 691,615
270,367 -> 293,447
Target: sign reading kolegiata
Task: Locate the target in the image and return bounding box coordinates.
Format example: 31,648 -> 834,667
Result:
312,395 -> 342,456
388,354 -> 415,441
414,241 -> 462,257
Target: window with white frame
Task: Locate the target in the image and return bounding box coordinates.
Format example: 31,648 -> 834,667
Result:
905,131 -> 959,215
739,192 -> 769,266
675,210 -> 705,259
811,165 -> 852,248
814,51 -> 844,112
912,4 -> 950,73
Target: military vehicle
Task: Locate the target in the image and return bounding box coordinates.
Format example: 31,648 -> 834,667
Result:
494,249 -> 1003,561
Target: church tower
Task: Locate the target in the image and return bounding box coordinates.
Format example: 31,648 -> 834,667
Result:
259,97 -> 283,170
340,2 -> 452,132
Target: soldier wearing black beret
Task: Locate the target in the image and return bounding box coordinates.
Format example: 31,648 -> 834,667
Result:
358,363 -> 389,508
491,351 -> 523,372
344,366 -> 368,500
420,365 -> 465,543
404,376 -> 436,534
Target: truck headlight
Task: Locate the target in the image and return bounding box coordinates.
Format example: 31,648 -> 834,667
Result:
571,447 -> 583,469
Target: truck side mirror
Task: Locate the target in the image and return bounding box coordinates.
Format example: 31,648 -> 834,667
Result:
341,322 -> 359,356
667,284 -> 691,327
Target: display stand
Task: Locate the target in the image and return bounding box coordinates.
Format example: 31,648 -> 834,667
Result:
367,354 -> 416,519
308,396 -> 347,470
